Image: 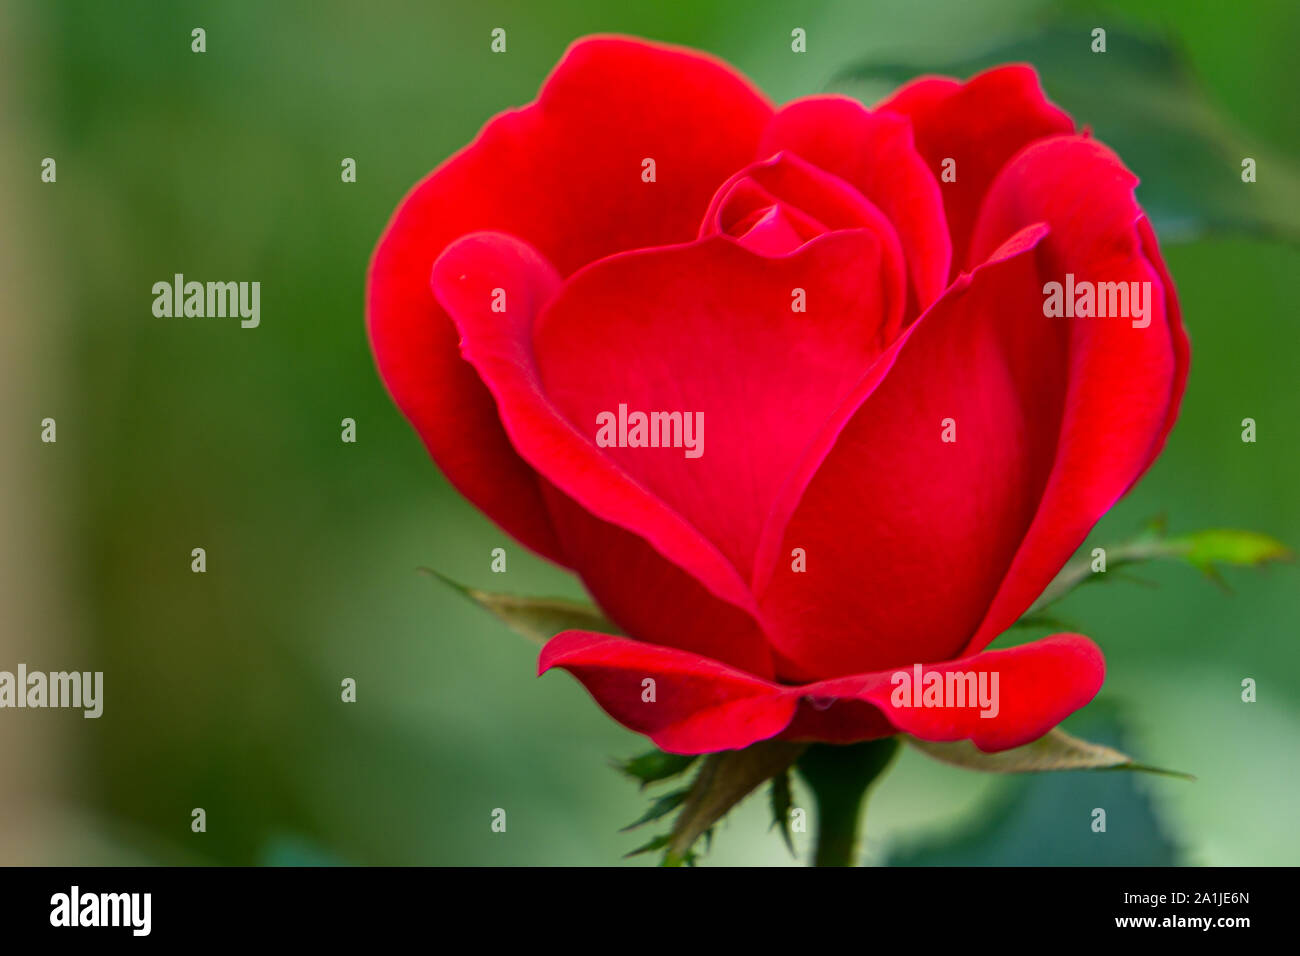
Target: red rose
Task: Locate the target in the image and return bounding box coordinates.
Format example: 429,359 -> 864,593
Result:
368,36 -> 1189,754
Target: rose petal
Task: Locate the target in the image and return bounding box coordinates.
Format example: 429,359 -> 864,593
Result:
699,151 -> 908,334
759,96 -> 952,314
430,230 -> 774,676
755,223 -> 1064,678
539,631 -> 797,754
539,489 -> 776,677
962,135 -> 1189,654
541,630 -> 1105,754
368,36 -> 772,562
534,230 -> 902,583
876,65 -> 1074,273
796,634 -> 1105,752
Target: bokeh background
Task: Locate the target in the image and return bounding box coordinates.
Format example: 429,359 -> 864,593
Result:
2,0 -> 1296,865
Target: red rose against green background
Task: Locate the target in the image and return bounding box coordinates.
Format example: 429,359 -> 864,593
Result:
370,35 -> 1186,743
367,35 -> 1283,865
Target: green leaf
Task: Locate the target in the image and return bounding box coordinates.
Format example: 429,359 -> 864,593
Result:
620,789 -> 689,832
769,770 -> 796,857
623,834 -> 670,860
890,707 -> 1183,865
830,24 -> 1300,244
421,568 -> 620,645
907,727 -> 1193,780
1168,529 -> 1294,578
615,749 -> 699,789
1022,524 -> 1291,618
661,741 -> 808,866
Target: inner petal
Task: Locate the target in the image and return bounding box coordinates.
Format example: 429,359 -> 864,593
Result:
700,152 -> 908,339
734,204 -> 813,255
532,224 -> 902,585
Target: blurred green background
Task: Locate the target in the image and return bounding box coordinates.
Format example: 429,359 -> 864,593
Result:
2,0 -> 1296,865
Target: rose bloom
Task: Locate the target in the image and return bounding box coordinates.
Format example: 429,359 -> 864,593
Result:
368,36 -> 1188,754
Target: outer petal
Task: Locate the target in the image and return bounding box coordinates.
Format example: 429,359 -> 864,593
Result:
962,135 -> 1189,654
876,65 -> 1074,273
431,230 -> 773,675
794,634 -> 1105,752
1138,216 -> 1191,451
541,631 -> 1104,755
758,96 -> 951,314
368,36 -> 773,562
539,631 -> 797,753
755,224 -> 1065,679
539,489 -> 776,678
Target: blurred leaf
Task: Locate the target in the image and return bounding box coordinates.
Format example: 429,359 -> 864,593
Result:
908,727 -> 1193,779
422,568 -> 620,645
615,749 -> 699,789
831,24 -> 1300,243
258,834 -> 347,867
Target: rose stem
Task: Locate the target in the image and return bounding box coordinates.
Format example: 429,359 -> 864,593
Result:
795,737 -> 900,867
